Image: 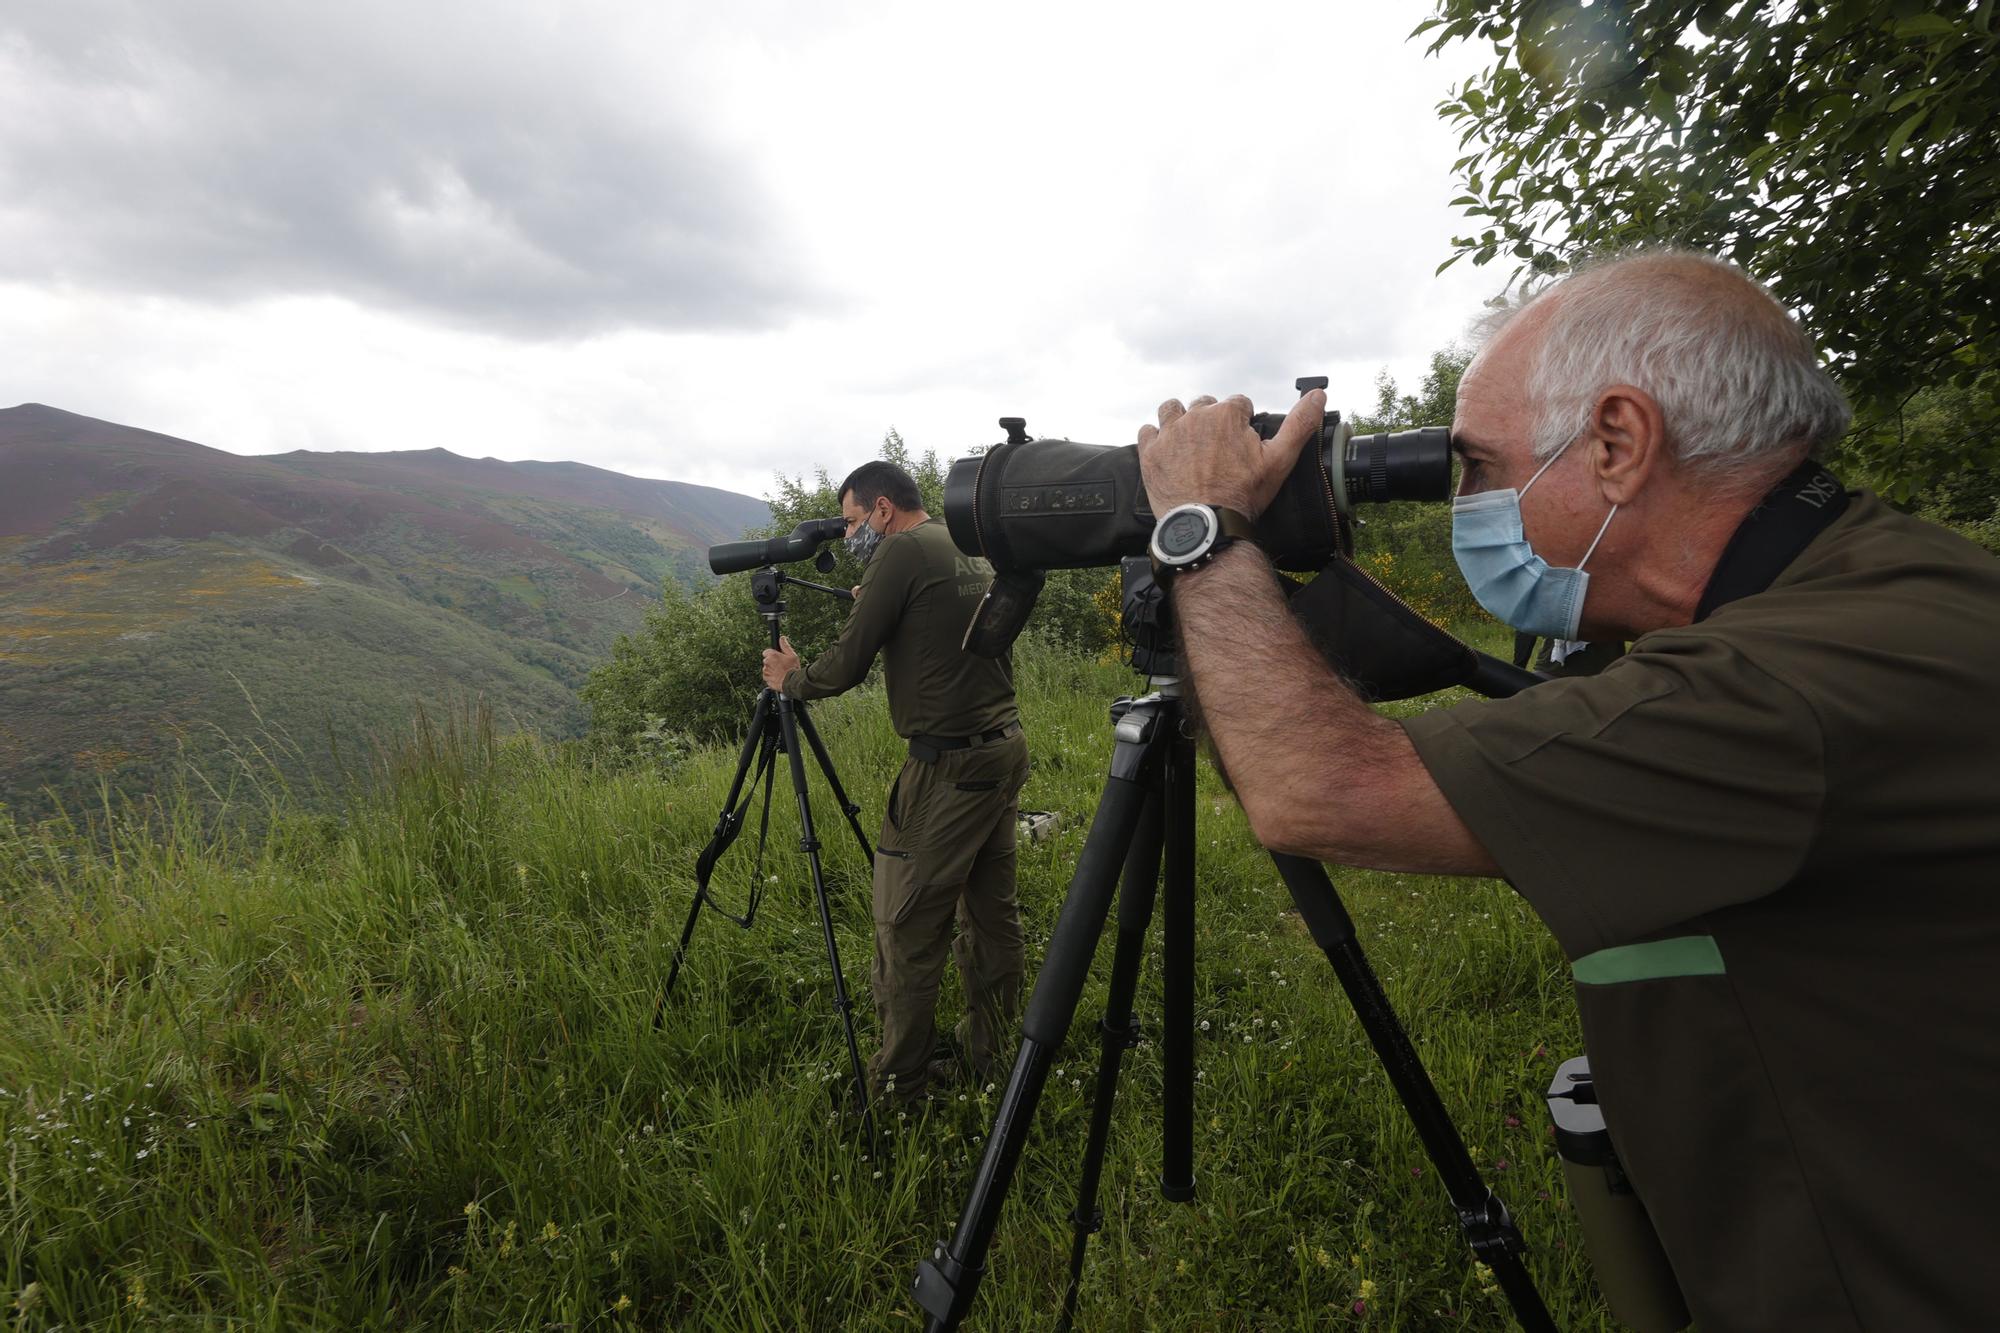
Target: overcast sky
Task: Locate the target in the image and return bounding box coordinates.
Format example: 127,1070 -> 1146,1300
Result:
0,1 -> 1512,500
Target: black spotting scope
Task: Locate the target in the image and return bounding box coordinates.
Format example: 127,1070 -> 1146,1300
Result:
943,377 -> 1453,655
707,517 -> 848,576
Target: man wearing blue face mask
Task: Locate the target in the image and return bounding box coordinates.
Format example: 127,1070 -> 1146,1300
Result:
1452,433 -> 1618,667
1131,248 -> 2000,1332
760,460 -> 1027,1110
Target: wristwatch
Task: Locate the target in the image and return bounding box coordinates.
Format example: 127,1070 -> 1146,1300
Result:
1148,503 -> 1259,583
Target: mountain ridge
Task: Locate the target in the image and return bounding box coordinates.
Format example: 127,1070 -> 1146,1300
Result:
0,403 -> 771,817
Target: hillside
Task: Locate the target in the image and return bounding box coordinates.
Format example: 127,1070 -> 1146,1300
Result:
0,404 -> 770,816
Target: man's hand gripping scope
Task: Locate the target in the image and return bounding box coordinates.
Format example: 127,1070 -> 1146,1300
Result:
1136,389 -> 1328,520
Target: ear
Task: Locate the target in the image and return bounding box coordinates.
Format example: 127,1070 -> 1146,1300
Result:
1588,384 -> 1667,505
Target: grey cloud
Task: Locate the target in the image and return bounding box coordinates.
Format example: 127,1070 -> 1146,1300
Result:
1110,227 -> 1485,392
1115,298 -> 1382,396
0,2 -> 827,336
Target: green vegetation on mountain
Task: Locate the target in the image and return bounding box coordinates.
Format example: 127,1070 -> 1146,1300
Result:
0,404 -> 768,819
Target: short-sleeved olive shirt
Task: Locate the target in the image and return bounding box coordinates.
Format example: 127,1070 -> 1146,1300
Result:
1403,493 -> 2000,1333
783,518 -> 1018,740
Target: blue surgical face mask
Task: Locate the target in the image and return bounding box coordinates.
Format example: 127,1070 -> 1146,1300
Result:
845,510 -> 885,564
1450,440 -> 1617,640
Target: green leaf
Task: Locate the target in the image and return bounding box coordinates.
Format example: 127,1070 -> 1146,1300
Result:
1884,106 -> 1930,159
1892,15 -> 1960,39
1415,0 -> 2000,471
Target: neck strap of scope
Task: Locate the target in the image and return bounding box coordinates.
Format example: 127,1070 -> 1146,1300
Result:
1693,458 -> 1849,623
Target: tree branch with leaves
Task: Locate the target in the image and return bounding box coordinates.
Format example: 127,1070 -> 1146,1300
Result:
1420,1 -> 2000,496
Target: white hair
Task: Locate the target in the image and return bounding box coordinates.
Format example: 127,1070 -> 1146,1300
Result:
1475,248 -> 1851,477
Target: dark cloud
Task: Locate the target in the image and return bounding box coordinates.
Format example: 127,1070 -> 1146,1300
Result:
0,2 -> 826,336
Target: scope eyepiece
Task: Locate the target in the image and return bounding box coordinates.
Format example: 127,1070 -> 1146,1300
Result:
1340,427 -> 1453,509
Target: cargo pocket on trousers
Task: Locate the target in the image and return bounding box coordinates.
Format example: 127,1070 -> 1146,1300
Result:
874,846 -> 920,926
886,761 -> 936,855
886,771 -> 907,830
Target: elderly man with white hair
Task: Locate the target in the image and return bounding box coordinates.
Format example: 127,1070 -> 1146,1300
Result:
1134,248 -> 2000,1332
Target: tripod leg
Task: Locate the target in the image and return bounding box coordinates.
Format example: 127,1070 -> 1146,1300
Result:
1055,781 -> 1165,1333
776,696 -> 879,1148
1159,726 -> 1197,1203
1269,853 -> 1557,1333
913,699 -> 1165,1333
793,699 -> 874,862
658,879 -> 709,1016
691,689 -> 778,894
659,692 -> 779,1019
717,690 -> 776,819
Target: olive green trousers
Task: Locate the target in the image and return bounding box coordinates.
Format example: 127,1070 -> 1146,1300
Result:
867,731 -> 1030,1105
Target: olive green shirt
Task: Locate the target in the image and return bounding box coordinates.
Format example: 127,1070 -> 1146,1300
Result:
782,518 -> 1018,739
1403,494 -> 2000,1333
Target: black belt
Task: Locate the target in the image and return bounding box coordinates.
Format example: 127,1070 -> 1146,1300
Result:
908,721 -> 1021,763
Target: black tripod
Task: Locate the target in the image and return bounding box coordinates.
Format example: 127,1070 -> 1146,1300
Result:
658,567 -> 880,1144
912,638 -> 1557,1330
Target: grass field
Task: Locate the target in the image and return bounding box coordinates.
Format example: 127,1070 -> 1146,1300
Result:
0,645 -> 1619,1330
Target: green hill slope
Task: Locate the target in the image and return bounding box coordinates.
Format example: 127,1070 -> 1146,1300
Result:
0,404 -> 769,816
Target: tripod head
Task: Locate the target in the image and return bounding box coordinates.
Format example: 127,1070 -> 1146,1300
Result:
748,566 -> 855,644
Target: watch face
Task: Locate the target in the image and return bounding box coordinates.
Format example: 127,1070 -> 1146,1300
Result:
1158,508 -> 1211,560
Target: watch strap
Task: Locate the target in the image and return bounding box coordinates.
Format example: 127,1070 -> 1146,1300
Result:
1210,506 -> 1259,546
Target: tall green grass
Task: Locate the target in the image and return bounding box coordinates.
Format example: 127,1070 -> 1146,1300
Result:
2,647 -> 1615,1330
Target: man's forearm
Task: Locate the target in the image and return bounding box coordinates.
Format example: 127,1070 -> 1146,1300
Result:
782,569 -> 899,698
1172,545 -> 1497,876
